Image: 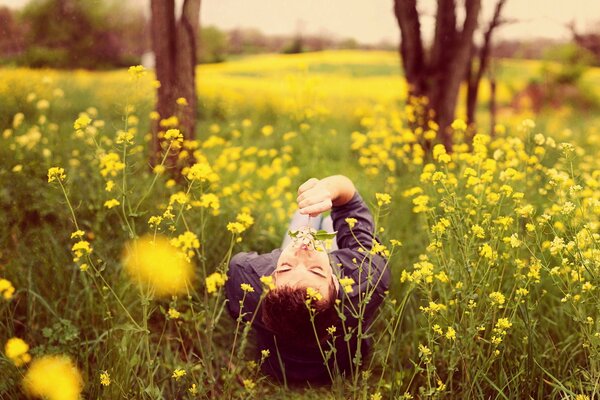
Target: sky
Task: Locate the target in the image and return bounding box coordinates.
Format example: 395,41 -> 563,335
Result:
2,0 -> 600,45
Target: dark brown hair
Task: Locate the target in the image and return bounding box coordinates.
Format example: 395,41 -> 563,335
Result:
261,284 -> 338,346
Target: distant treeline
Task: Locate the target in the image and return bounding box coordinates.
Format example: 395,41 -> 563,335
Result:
1,0 -> 599,69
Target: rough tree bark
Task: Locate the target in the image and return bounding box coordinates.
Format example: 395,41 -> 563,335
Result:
150,0 -> 201,166
394,0 -> 482,151
465,0 -> 507,130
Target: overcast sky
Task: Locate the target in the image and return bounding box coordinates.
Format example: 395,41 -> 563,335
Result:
2,0 -> 600,44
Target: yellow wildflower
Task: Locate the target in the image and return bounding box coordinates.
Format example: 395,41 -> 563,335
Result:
47,167 -> 66,183
5,337 -> 31,366
338,277 -> 355,294
243,378 -> 256,392
260,275 -> 275,290
122,235 -> 194,296
241,283 -> 255,293
99,371 -> 111,386
71,240 -> 92,262
0,278 -> 16,300
172,368 -> 186,380
128,65 -> 147,78
164,128 -> 183,142
345,217 -> 357,228
23,355 -> 83,400
73,114 -> 91,130
489,291 -> 506,306
375,192 -> 392,206
205,272 -> 227,294
99,153 -> 125,177
104,199 -> 120,209
168,308 -> 181,319
170,231 -> 200,261
306,287 -> 322,302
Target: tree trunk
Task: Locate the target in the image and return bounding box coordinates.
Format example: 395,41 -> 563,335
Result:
466,0 -> 507,130
394,0 -> 481,152
150,0 -> 201,166
490,76 -> 497,137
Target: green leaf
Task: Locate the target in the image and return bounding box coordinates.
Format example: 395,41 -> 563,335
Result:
314,230 -> 337,241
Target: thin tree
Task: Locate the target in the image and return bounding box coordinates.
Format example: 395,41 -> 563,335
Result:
394,0 -> 481,151
150,0 -> 201,166
465,0 -> 508,132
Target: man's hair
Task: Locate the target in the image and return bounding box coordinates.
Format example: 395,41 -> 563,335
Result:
261,282 -> 338,346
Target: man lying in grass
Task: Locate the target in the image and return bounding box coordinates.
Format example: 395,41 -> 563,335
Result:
225,175 -> 390,383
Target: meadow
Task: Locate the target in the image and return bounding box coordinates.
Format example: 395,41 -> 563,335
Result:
1,50 -> 600,399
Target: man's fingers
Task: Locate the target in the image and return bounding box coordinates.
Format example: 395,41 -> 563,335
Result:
297,178 -> 319,197
298,199 -> 332,216
297,190 -> 330,209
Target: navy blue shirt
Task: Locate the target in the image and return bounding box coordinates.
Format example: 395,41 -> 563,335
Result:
225,192 -> 390,383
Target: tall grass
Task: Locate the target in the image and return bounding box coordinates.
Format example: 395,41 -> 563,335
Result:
1,51 -> 599,399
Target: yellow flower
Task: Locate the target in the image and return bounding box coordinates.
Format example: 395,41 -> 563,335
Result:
445,327 -> 456,340
243,378 -> 256,391
451,118 -> 467,131
227,221 -> 246,234
236,212 -> 254,228
122,235 -> 194,297
99,370 -> 111,386
70,230 -> 85,239
260,275 -> 275,290
99,153 -> 125,177
471,224 -> 485,238
241,283 -> 255,293
168,308 -> 181,319
23,355 -> 83,400
128,65 -> 147,78
71,240 -> 92,262
479,243 -> 493,259
489,291 -> 506,306
338,277 -> 355,294
165,128 -> 183,142
105,180 -> 115,192
261,125 -> 274,136
73,114 -> 91,130
345,217 -> 357,229
375,192 -> 392,206
176,97 -> 188,106
186,162 -> 217,182
116,129 -> 134,145
306,287 -> 322,302
5,337 -> 31,366
170,231 -> 200,261
172,368 -> 186,380
104,199 -> 120,209
47,167 -> 66,183
0,278 -> 16,300
205,272 -> 227,294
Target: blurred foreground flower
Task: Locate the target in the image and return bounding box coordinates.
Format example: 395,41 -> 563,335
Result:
123,235 -> 194,296
23,355 -> 83,400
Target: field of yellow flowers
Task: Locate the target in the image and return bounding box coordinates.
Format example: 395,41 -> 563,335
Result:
1,50 -> 600,399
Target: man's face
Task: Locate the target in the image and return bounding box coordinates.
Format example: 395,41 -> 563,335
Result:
274,241 -> 333,299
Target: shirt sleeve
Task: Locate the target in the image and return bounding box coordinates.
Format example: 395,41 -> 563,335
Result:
331,191 -> 376,251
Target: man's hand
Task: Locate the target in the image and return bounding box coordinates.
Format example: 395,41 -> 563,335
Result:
296,176 -> 356,217
297,178 -> 333,217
